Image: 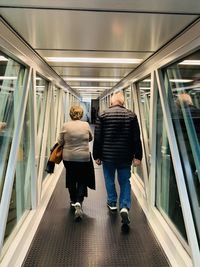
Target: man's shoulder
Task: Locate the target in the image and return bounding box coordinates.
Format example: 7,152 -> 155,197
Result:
101,106 -> 136,118
125,108 -> 135,115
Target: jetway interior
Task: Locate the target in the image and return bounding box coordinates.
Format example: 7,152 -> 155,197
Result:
0,2 -> 200,267
0,1 -> 200,100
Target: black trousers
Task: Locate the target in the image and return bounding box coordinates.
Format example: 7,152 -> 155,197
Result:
63,160 -> 88,203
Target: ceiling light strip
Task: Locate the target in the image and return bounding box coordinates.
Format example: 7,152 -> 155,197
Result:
45,57 -> 142,64
179,60 -> 200,65
170,79 -> 193,83
72,86 -> 111,89
64,77 -> 120,82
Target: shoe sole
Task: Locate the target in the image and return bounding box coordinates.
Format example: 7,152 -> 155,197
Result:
120,211 -> 130,225
107,204 -> 117,211
74,206 -> 83,220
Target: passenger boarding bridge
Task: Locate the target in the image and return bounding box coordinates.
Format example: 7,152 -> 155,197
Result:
0,1 -> 200,266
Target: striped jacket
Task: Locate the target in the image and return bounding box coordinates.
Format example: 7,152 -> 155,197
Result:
93,105 -> 142,165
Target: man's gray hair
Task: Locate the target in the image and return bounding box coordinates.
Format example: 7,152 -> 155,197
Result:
111,91 -> 125,106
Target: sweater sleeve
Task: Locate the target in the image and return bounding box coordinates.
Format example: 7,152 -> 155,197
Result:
87,122 -> 93,142
92,115 -> 103,160
57,124 -> 65,146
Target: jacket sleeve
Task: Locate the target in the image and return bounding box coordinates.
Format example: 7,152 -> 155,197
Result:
132,115 -> 143,161
92,115 -> 103,160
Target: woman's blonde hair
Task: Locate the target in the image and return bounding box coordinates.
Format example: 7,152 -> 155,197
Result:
69,106 -> 83,120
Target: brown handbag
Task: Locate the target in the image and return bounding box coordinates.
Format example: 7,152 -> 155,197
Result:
49,143 -> 63,164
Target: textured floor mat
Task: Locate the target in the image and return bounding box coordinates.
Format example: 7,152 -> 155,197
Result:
22,167 -> 170,267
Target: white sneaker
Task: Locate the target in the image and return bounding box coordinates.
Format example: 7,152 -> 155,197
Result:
120,208 -> 130,225
107,202 -> 117,211
74,202 -> 83,220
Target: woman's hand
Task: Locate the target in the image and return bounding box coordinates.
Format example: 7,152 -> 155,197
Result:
133,159 -> 141,166
95,159 -> 102,165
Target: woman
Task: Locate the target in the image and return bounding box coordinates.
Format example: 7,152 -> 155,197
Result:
57,105 -> 95,220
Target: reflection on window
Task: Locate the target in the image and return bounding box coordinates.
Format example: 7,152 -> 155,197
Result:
0,53 -> 26,203
156,92 -> 187,241
164,50 -> 200,243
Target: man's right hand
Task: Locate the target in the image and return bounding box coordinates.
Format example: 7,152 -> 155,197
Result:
95,159 -> 102,165
133,159 -> 141,166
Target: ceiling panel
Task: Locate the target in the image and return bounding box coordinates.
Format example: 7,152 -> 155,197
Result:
67,81 -> 117,87
0,4 -> 199,99
36,50 -> 151,58
47,62 -> 141,68
0,9 -> 197,51
52,66 -> 132,77
1,0 -> 200,14
40,50 -> 151,82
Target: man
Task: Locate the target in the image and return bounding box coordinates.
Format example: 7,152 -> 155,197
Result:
93,91 -> 142,225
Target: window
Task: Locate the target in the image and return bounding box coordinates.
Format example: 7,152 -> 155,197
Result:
155,91 -> 187,241
0,54 -> 26,203
163,50 -> 200,243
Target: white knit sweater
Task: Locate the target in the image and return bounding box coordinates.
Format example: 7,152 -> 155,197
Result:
57,120 -> 93,162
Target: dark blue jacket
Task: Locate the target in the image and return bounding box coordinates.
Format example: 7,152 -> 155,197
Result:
93,105 -> 142,165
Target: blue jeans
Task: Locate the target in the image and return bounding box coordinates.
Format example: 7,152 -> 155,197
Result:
102,162 -> 131,209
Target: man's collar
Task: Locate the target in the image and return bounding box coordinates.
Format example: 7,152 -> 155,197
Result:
110,104 -> 124,108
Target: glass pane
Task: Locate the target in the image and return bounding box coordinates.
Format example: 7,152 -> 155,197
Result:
123,86 -> 133,110
64,92 -> 69,122
133,77 -> 151,181
163,50 -> 200,244
36,74 -> 48,174
0,53 -> 26,203
138,77 -> 151,141
43,130 -> 51,181
156,91 -> 187,241
42,88 -> 59,181
53,86 -> 59,138
4,89 -> 32,242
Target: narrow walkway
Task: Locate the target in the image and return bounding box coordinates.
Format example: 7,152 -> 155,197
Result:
22,166 -> 170,267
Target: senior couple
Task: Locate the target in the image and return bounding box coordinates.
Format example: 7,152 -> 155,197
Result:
57,91 -> 142,225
